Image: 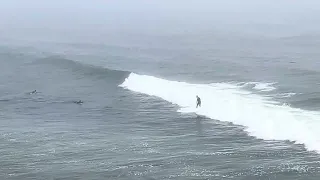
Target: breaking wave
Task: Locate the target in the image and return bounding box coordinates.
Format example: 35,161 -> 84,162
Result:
120,73 -> 320,153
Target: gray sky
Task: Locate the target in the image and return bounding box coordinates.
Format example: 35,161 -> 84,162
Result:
1,0 -> 320,42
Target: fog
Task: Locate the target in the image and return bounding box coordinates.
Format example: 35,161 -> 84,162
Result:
1,0 -> 320,43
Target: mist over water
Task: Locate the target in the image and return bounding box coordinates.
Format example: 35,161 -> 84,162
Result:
2,1 -> 320,179
2,0 -> 320,42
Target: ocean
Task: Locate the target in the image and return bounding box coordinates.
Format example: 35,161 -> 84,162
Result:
1,31 -> 320,180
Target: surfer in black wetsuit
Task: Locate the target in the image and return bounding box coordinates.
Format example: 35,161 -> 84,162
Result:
74,100 -> 83,104
30,90 -> 37,94
196,95 -> 201,108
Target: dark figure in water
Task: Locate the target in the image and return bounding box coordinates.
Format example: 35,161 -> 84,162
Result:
196,95 -> 201,108
74,100 -> 83,104
30,90 -> 37,94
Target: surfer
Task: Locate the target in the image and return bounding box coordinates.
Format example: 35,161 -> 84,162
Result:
30,90 -> 37,94
74,100 -> 83,104
196,95 -> 201,108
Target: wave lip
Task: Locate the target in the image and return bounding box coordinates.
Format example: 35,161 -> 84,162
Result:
120,73 -> 320,153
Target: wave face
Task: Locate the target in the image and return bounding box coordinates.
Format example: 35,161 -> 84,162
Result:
34,56 -> 130,84
120,73 -> 320,153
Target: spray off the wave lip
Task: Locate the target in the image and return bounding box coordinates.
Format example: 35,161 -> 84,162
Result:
120,73 -> 320,153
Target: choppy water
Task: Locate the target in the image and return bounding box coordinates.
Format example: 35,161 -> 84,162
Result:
1,32 -> 320,180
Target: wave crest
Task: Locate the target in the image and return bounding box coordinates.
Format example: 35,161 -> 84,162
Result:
120,73 -> 320,153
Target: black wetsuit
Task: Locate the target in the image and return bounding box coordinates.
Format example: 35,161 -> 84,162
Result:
74,100 -> 83,104
196,96 -> 201,108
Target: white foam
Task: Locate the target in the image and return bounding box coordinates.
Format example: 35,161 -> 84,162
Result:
119,73 -> 320,153
281,92 -> 297,98
244,82 -> 277,92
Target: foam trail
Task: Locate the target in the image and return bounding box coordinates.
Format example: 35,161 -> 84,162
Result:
244,82 -> 277,92
281,92 -> 297,98
120,73 -> 320,153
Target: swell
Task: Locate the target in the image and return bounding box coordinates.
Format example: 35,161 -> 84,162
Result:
0,46 -> 131,84
33,56 -> 130,84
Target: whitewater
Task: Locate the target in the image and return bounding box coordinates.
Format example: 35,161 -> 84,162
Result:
120,73 -> 320,153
